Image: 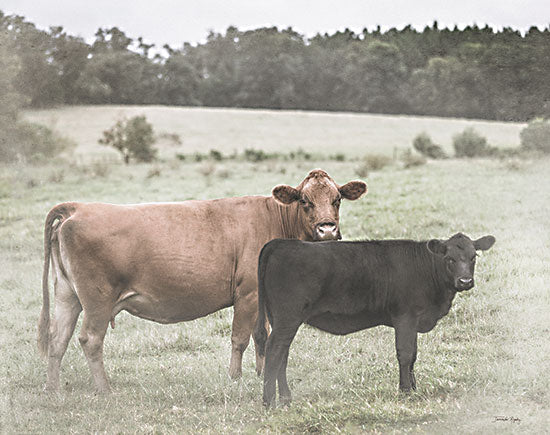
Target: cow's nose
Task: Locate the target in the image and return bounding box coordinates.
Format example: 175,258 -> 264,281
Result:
459,277 -> 473,285
316,222 -> 338,240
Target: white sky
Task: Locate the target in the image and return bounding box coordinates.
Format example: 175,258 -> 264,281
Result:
1,0 -> 549,48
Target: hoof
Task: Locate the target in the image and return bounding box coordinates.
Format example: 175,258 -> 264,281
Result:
229,369 -> 242,380
279,395 -> 292,407
43,384 -> 60,394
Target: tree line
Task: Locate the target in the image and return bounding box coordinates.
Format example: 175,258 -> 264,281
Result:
2,11 -> 550,122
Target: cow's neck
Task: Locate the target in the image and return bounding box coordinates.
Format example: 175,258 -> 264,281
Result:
430,255 -> 457,307
268,197 -> 309,240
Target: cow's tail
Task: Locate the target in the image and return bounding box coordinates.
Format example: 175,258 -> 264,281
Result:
253,243 -> 272,359
38,203 -> 75,358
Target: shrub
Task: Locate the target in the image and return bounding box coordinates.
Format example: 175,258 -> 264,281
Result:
90,160 -> 111,178
217,168 -> 231,179
453,127 -> 490,158
157,132 -> 182,146
288,148 -> 312,161
355,153 -> 392,177
401,149 -> 427,168
209,149 -> 224,161
146,166 -> 162,178
0,121 -> 75,163
331,153 -> 346,162
520,118 -> 550,153
198,162 -> 216,177
412,132 -> 447,159
244,148 -> 269,162
48,169 -> 65,183
99,115 -> 157,164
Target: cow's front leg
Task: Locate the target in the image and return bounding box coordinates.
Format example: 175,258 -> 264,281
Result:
229,282 -> 258,379
393,315 -> 418,393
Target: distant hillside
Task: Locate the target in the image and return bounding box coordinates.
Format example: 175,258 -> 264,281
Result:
23,105 -> 524,159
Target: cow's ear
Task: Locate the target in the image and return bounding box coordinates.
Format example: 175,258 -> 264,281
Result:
427,239 -> 447,256
272,185 -> 300,205
339,181 -> 367,200
474,235 -> 495,251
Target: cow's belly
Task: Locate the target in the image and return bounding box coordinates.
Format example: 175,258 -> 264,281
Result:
306,310 -> 389,335
110,250 -> 237,323
113,288 -> 232,324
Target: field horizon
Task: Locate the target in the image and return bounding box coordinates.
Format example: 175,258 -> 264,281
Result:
23,105 -> 525,160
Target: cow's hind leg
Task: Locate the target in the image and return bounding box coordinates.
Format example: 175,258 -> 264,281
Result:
45,276 -> 82,391
263,324 -> 299,407
78,310 -> 111,393
229,287 -> 258,379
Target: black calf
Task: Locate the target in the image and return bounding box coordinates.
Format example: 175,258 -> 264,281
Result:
254,233 -> 495,407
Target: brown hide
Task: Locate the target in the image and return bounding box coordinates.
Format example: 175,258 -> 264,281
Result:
38,169 -> 366,392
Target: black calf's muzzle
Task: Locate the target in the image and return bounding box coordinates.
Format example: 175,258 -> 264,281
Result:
456,277 -> 474,291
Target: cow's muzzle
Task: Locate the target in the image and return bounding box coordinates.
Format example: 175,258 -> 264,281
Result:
315,222 -> 340,241
455,277 -> 474,291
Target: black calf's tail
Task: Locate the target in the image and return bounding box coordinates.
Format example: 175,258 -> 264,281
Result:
253,244 -> 271,358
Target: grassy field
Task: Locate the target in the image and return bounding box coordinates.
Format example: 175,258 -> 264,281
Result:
23,105 -> 525,160
1,107 -> 549,433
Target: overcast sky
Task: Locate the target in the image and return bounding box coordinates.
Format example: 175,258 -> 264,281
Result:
1,0 -> 549,48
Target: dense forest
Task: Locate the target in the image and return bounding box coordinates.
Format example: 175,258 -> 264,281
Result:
1,10 -> 549,122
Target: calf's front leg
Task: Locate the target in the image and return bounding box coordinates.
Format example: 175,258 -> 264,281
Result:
393,316 -> 418,392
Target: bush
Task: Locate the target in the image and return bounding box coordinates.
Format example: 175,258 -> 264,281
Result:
99,115 -> 157,164
209,149 -> 224,161
0,121 -> 75,163
520,118 -> 550,153
244,148 -> 269,162
401,149 -> 427,168
412,132 -> 447,159
355,153 -> 392,177
157,132 -> 182,146
288,148 -> 312,161
453,127 -> 491,158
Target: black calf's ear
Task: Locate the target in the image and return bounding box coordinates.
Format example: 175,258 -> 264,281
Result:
427,239 -> 447,256
339,181 -> 367,200
474,235 -> 496,251
272,185 -> 300,205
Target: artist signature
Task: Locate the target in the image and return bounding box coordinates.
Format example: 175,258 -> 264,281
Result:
493,415 -> 521,423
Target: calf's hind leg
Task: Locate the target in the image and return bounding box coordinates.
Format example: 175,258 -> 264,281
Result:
45,275 -> 82,391
263,324 -> 299,407
409,335 -> 418,390
277,346 -> 292,405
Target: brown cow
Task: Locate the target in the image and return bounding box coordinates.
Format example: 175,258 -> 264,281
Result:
38,169 -> 367,392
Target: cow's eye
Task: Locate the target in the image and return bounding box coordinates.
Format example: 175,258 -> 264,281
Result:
470,256 -> 476,263
299,198 -> 311,208
333,198 -> 341,207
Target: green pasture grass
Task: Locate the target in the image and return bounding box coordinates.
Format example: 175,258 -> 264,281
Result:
22,105 -> 525,160
1,155 -> 549,433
